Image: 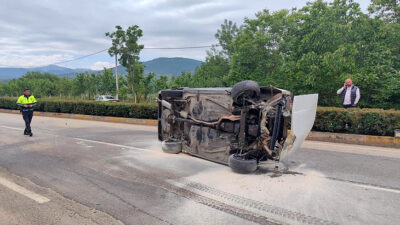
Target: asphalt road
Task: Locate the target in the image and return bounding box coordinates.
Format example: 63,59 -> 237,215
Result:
0,112 -> 399,225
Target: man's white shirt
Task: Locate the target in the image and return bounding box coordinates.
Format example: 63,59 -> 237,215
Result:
337,85 -> 360,105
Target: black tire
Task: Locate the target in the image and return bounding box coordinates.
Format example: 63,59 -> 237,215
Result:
161,141 -> 182,154
160,90 -> 183,98
231,80 -> 260,105
228,154 -> 258,174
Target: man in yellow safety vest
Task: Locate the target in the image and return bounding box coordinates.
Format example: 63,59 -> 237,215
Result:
16,89 -> 37,136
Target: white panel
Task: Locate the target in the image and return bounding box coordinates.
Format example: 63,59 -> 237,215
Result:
280,94 -> 318,161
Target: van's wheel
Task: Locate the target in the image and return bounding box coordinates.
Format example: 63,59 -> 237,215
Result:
161,141 -> 182,154
228,154 -> 258,174
231,80 -> 260,106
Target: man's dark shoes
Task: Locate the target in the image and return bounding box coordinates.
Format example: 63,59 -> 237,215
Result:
24,130 -> 28,135
29,132 -> 33,137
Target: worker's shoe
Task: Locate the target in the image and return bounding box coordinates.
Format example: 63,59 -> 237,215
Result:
24,129 -> 28,135
29,132 -> 33,137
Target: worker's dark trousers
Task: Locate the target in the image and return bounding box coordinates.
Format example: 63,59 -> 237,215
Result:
22,111 -> 33,133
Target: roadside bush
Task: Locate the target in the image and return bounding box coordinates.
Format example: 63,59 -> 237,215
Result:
314,107 -> 400,136
0,97 -> 157,119
1,97 -> 399,136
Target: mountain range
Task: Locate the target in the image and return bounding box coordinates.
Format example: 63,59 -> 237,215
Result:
0,57 -> 202,82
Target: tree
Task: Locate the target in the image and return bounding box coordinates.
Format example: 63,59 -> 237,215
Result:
215,19 -> 240,59
106,25 -> 144,103
154,75 -> 169,92
98,68 -> 115,95
57,77 -> 73,97
126,63 -> 145,102
170,71 -> 193,88
225,9 -> 293,86
190,20 -> 237,88
216,0 -> 399,108
192,49 -> 229,87
141,72 -> 156,102
369,0 -> 400,23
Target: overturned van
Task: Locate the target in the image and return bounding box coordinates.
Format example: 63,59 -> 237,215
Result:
158,80 -> 318,173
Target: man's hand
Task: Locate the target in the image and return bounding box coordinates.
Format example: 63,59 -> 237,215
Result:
29,105 -> 33,107
343,82 -> 346,88
23,105 -> 28,107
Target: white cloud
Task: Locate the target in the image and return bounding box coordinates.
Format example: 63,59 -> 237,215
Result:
0,54 -> 73,68
0,0 -> 371,68
88,61 -> 114,70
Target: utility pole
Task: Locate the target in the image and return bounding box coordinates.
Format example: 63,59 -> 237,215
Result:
115,54 -> 119,100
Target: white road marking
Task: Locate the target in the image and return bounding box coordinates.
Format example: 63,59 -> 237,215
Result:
76,141 -> 94,148
297,170 -> 400,194
0,124 -> 152,152
0,125 -> 24,131
73,137 -> 149,152
302,141 -> 400,159
0,176 -> 50,204
352,183 -> 400,194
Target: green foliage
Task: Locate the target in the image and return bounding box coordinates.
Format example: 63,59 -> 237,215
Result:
192,49 -> 229,87
69,69 -> 118,99
1,96 -> 398,136
0,69 -> 166,103
1,1 -> 400,110
215,19 -> 240,59
106,25 -> 144,102
154,75 -> 169,91
314,107 -> 400,136
169,72 -> 193,88
191,0 -> 400,109
369,0 -> 400,23
0,97 -> 157,119
0,72 -> 60,98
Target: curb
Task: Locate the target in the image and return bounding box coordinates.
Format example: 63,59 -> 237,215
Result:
307,131 -> 400,148
0,109 -> 158,126
0,108 -> 398,148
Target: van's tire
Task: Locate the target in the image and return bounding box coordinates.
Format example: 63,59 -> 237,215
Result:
161,141 -> 182,154
228,154 -> 258,174
160,90 -> 183,98
231,80 -> 260,105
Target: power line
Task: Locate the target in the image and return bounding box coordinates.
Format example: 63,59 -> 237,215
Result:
144,44 -> 219,49
0,44 -> 219,68
49,44 -> 219,66
52,48 -> 108,65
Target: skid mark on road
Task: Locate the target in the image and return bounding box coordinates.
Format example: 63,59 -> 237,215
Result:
0,176 -> 50,204
1,124 -> 399,224
168,179 -> 337,225
1,124 -> 399,195
81,168 -> 282,225
1,124 -> 399,196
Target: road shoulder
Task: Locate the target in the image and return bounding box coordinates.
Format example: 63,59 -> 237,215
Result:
0,168 -> 124,225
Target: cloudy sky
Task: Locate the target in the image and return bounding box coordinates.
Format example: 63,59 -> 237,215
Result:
0,0 -> 371,69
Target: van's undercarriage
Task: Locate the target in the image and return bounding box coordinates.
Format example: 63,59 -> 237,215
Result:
158,81 -> 295,173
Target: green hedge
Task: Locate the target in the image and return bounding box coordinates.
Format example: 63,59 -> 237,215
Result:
0,97 -> 157,119
1,97 -> 399,136
314,107 -> 400,136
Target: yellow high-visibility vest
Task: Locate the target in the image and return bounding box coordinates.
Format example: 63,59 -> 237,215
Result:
17,95 -> 37,112
17,95 -> 37,105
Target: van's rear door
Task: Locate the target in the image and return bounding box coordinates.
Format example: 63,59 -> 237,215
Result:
280,94 -> 318,161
